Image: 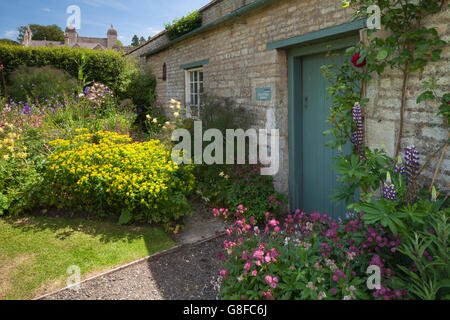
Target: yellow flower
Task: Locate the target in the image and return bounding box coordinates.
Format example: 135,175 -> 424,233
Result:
174,112 -> 179,118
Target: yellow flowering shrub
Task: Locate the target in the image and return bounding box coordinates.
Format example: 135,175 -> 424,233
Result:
46,130 -> 195,232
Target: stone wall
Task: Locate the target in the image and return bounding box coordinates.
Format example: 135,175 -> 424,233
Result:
142,0 -> 449,197
366,7 -> 450,192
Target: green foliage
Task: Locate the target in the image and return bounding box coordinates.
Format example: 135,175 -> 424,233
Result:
18,24 -> 65,42
7,65 -> 78,101
395,210 -> 449,300
165,11 -> 202,40
131,35 -> 140,47
416,77 -> 450,125
0,156 -> 41,216
0,44 -> 127,94
127,71 -> 157,108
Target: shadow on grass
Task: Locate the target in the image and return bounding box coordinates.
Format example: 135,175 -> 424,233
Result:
4,213 -> 167,245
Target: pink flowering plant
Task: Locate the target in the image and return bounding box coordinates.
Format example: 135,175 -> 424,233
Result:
200,163 -> 286,224
217,206 -> 412,300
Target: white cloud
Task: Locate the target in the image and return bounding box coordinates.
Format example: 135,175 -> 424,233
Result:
146,27 -> 162,37
4,30 -> 18,39
42,8 -> 51,12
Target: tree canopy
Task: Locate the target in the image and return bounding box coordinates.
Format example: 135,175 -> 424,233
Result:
17,24 -> 65,42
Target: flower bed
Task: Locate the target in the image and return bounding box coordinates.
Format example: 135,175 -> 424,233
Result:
217,205 -> 448,300
46,130 -> 195,232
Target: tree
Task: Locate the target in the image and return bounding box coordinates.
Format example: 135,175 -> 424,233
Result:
117,40 -> 123,47
131,35 -> 139,47
139,36 -> 145,44
17,24 -> 64,42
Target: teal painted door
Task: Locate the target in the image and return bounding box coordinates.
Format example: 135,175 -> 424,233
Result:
299,52 -> 348,219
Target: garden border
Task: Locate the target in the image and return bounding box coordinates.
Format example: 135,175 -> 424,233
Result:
33,231 -> 227,301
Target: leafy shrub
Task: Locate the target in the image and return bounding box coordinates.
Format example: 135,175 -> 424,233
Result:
127,71 -> 156,110
0,44 -> 127,94
0,121 -> 41,215
218,208 -> 406,300
206,163 -> 286,224
46,130 -> 195,232
394,210 -> 449,300
165,11 -> 202,40
7,65 -> 78,101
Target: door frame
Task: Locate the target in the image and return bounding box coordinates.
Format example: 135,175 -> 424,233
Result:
287,35 -> 361,211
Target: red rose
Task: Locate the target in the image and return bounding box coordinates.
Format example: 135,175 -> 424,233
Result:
351,53 -> 366,68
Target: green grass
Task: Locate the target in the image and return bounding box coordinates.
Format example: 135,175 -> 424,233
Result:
0,216 -> 176,300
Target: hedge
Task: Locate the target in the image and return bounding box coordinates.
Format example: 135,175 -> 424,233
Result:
0,44 -> 127,94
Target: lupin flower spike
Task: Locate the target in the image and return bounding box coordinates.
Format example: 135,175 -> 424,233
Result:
383,172 -> 398,201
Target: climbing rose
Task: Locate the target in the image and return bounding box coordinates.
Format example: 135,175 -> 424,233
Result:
351,53 -> 366,68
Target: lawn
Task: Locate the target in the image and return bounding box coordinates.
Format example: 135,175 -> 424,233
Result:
0,216 -> 176,300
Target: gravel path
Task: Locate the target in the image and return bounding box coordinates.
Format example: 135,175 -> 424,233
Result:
41,236 -> 225,300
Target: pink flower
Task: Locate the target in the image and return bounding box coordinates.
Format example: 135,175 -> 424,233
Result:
251,270 -> 258,277
220,269 -> 227,277
244,261 -> 251,271
264,275 -> 273,284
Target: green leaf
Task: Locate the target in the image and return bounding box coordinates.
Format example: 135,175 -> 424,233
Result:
376,49 -> 388,60
118,210 -> 133,225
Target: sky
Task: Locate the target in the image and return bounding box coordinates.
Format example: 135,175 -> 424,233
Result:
0,0 -> 211,45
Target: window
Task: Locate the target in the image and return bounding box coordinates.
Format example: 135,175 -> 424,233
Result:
185,68 -> 203,118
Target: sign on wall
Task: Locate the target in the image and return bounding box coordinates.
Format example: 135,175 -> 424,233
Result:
256,87 -> 272,101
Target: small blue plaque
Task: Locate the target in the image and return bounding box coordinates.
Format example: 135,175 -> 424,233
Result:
256,87 -> 272,101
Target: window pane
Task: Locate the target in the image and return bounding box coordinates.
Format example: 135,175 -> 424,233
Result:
190,72 -> 193,82
194,71 -> 198,82
200,82 -> 204,94
199,72 -> 203,82
190,83 -> 194,94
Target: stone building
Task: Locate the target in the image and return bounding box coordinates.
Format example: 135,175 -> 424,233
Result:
21,25 -> 133,52
128,0 -> 449,215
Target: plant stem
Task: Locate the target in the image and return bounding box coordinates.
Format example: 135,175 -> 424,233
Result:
394,62 -> 410,158
430,133 -> 449,191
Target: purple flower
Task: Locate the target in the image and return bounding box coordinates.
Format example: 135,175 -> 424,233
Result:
404,145 -> 419,184
383,173 -> 397,201
351,103 -> 364,146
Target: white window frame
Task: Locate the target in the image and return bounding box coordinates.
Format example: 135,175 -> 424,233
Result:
185,67 -> 204,119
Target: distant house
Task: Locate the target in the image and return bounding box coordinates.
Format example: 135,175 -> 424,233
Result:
21,25 -> 133,53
